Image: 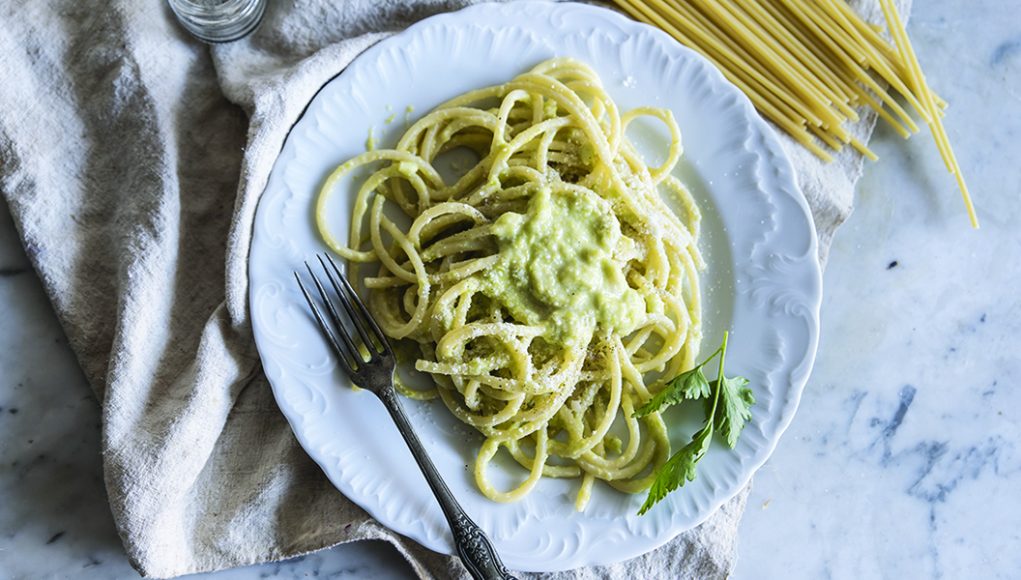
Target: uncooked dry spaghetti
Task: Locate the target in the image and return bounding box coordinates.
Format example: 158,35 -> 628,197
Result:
614,0 -> 978,228
316,58 -> 703,509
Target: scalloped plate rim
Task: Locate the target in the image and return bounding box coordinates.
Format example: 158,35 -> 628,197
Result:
249,0 -> 822,572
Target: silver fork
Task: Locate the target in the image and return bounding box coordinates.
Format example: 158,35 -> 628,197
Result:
295,254 -> 518,580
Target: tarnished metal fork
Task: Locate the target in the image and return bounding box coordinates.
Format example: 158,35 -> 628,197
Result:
294,254 -> 517,580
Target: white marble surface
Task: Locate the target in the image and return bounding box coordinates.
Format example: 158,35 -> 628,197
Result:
1,0 -> 1018,578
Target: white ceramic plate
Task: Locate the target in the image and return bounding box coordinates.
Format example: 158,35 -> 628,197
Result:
249,1 -> 821,571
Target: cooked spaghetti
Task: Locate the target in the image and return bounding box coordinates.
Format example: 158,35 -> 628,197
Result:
316,58 -> 703,509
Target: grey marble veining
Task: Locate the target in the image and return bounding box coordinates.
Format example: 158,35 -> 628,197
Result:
1,0 -> 1018,578
734,1 -> 1021,578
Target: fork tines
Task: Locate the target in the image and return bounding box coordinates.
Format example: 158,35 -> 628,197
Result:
293,254 -> 392,374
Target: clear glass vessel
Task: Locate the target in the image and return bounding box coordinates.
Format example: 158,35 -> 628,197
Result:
167,0 -> 267,43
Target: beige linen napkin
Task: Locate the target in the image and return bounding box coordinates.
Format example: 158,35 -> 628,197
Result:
0,0 -> 908,577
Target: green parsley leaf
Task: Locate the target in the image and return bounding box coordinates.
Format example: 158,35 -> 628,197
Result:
637,425 -> 712,515
636,331 -> 754,515
632,365 -> 711,419
713,375 -> 755,448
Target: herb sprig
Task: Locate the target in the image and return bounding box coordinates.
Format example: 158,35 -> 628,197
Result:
634,331 -> 754,515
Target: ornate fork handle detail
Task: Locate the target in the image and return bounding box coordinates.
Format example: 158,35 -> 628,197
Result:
450,511 -> 516,580
378,387 -> 518,580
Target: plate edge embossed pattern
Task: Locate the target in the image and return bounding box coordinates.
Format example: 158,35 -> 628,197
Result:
248,1 -> 821,571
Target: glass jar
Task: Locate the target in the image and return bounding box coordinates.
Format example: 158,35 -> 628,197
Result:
168,0 -> 267,43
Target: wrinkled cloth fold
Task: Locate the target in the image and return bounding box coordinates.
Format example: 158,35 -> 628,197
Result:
0,0 -> 907,577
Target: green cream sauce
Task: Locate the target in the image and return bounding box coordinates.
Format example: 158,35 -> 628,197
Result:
482,185 -> 645,347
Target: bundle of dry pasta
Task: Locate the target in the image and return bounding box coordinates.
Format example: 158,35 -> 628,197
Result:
614,0 -> 978,228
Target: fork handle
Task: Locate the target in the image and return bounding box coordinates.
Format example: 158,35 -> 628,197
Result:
377,388 -> 518,580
